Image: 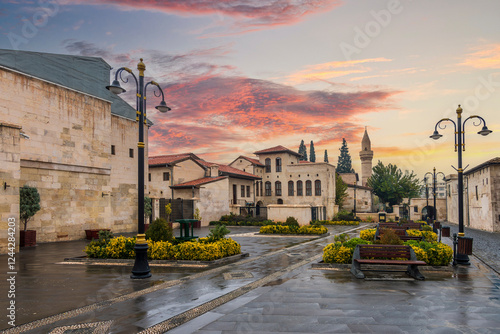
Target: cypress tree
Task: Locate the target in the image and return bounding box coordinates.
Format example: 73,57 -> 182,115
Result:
324,150 -> 329,163
337,138 -> 354,173
298,140 -> 307,161
310,141 -> 316,162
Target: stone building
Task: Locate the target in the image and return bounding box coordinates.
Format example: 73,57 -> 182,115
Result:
148,154 -> 261,224
0,49 -> 147,253
229,145 -> 336,224
446,158 -> 500,232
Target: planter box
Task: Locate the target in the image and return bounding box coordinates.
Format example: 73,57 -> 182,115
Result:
85,229 -> 111,240
20,230 -> 36,247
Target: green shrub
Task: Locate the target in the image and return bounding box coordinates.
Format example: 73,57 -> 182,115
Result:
334,209 -> 357,221
334,233 -> 350,243
145,218 -> 174,242
422,225 -> 433,232
20,185 -> 41,231
285,216 -> 299,227
206,224 -> 230,242
259,225 -> 327,235
318,220 -> 359,226
98,230 -> 114,243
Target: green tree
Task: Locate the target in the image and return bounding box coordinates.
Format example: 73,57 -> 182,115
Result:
144,196 -> 152,219
310,140 -> 316,162
20,185 -> 41,231
298,140 -> 307,161
324,150 -> 329,163
336,138 -> 354,173
367,161 -> 421,209
335,173 -> 348,208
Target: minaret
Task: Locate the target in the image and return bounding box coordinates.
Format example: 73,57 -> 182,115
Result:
359,127 -> 374,186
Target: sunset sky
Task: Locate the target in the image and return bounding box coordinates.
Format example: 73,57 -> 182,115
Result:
1,0 -> 499,179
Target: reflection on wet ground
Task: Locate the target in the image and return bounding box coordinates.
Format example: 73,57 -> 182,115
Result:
3,223 -> 500,333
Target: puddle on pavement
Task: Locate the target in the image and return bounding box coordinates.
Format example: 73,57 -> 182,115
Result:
264,278 -> 290,286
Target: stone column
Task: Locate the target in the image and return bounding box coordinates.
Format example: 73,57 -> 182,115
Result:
0,123 -> 22,254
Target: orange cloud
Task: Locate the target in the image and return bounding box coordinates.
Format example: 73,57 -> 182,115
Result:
286,58 -> 392,85
460,43 -> 500,69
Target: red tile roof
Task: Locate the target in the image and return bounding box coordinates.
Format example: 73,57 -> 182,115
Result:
299,160 -> 312,164
218,164 -> 261,179
170,176 -> 227,188
149,153 -> 200,166
253,145 -> 302,157
240,156 -> 265,167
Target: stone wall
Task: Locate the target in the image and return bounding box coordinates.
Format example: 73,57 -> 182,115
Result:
0,123 -> 21,253
267,204 -> 316,225
0,65 -> 143,248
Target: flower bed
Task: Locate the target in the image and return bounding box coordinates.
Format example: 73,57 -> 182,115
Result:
259,225 -> 328,235
322,238 -> 453,266
314,220 -> 359,226
84,236 -> 241,261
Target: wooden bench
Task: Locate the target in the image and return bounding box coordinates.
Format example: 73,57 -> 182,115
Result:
350,244 -> 426,280
401,223 -> 424,230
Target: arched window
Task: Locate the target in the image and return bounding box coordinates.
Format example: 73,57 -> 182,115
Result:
306,180 -> 312,196
277,199 -> 283,204
265,181 -> 272,196
288,181 -> 294,196
315,180 -> 321,196
297,180 -> 303,196
276,157 -> 282,172
275,181 -> 282,196
265,158 -> 271,173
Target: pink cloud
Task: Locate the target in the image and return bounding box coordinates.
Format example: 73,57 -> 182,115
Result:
65,0 -> 342,35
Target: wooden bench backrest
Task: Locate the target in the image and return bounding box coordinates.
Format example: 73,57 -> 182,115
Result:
402,223 -> 423,230
358,245 -> 411,260
378,223 -> 398,228
379,226 -> 406,236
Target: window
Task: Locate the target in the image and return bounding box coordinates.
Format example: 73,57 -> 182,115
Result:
265,181 -> 272,196
315,180 -> 321,196
265,158 -> 271,173
260,181 -> 263,196
246,185 -> 250,198
414,206 -> 418,213
297,181 -> 303,196
241,185 -> 245,197
256,182 -> 259,196
275,181 -> 282,196
111,145 -> 115,155
163,172 -> 170,181
306,180 -> 312,196
276,158 -> 282,172
476,185 -> 478,200
129,148 -> 134,158
288,181 -> 294,196
148,173 -> 151,182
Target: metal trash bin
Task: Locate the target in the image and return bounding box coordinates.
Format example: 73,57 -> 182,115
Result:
378,212 -> 387,223
433,221 -> 441,230
441,226 -> 450,237
458,237 -> 473,255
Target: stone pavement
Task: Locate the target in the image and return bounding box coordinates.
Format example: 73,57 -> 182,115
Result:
1,223 -> 500,333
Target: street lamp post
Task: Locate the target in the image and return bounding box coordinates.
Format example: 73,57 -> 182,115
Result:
425,178 -> 429,219
424,167 -> 445,221
107,59 -> 171,279
430,105 -> 492,265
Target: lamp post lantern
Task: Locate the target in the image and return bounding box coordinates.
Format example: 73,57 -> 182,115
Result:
430,105 -> 492,265
424,167 -> 445,221
107,59 -> 170,279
